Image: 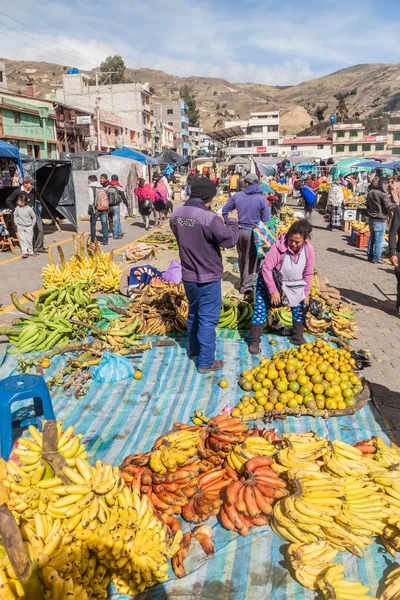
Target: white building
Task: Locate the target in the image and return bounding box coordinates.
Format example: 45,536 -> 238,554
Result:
161,123 -> 174,149
188,126 -> 211,156
279,136 -> 332,159
224,111 -> 280,157
55,72 -> 153,152
0,61 -> 7,92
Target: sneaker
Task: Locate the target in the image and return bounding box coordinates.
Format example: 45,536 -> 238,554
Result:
35,248 -> 47,253
101,242 -> 108,246
28,254 -> 38,258
198,360 -> 224,374
21,254 -> 29,258
373,259 -> 385,265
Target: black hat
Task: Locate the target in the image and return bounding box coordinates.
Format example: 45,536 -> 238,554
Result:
191,177 -> 217,202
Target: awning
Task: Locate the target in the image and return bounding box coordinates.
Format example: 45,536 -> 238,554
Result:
111,147 -> 158,165
206,126 -> 244,141
0,140 -> 24,175
155,149 -> 189,167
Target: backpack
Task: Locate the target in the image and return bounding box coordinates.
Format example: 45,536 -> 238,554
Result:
94,187 -> 109,211
107,186 -> 121,208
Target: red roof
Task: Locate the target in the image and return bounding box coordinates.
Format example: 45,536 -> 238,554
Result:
282,138 -> 331,145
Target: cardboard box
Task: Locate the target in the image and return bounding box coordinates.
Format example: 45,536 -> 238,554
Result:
342,220 -> 352,233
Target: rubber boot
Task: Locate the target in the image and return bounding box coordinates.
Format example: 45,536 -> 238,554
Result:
292,322 -> 306,346
249,324 -> 264,355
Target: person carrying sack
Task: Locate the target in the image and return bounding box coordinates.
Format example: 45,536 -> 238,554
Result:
249,219 -> 315,354
135,178 -> 156,230
88,175 -> 109,246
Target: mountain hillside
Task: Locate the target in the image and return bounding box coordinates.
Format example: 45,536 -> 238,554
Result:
2,59 -> 400,134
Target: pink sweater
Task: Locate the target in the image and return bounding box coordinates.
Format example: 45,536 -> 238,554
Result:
261,234 -> 315,295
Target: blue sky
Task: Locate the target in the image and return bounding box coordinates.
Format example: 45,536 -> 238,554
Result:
0,0 -> 399,85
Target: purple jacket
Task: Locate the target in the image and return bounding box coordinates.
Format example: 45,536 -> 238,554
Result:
222,184 -> 271,230
262,234 -> 315,296
170,199 -> 239,283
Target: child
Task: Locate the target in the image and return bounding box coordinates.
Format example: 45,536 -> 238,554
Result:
14,195 -> 37,258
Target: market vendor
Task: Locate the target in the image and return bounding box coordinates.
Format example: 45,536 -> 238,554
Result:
222,174 -> 271,296
249,219 -> 315,354
326,178 -> 345,231
170,178 -> 239,374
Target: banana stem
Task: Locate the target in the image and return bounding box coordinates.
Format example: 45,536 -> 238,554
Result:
57,245 -> 66,267
69,319 -> 103,336
22,292 -> 36,303
11,292 -> 39,316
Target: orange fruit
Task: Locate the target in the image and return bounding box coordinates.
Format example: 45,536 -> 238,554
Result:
289,381 -> 300,393
255,373 -> 265,382
313,383 -> 325,395
337,400 -> 347,410
276,381 -> 288,393
41,358 -> 51,369
262,379 -> 272,389
299,385 -> 311,397
345,397 -> 357,407
134,370 -> 143,380
219,379 -> 229,388
316,399 -> 326,409
265,402 -> 275,411
306,365 -> 317,376
241,369 -> 250,377
231,408 -> 241,417
287,398 -> 298,409
256,396 -> 268,406
297,375 -> 310,386
267,369 -> 279,381
324,371 -> 335,382
295,394 -> 304,405
275,402 -> 284,411
241,381 -> 253,392
352,385 -> 362,396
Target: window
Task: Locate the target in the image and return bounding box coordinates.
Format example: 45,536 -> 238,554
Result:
349,144 -> 358,152
392,148 -> 400,155
34,144 -> 40,158
336,130 -> 345,138
268,125 -> 278,132
238,141 -> 246,148
250,126 -> 263,134
0,71 -> 3,83
375,143 -> 385,150
350,130 -> 358,137
167,108 -> 173,115
317,144 -> 324,150
27,144 -> 33,156
251,140 -> 263,147
393,132 -> 400,141
168,121 -> 173,126
269,140 -> 278,146
336,144 -> 345,152
125,128 -> 128,135
362,144 -> 371,152
120,128 -> 123,135
108,128 -> 111,135
114,129 -> 119,136
291,145 -> 298,150
13,112 -> 21,123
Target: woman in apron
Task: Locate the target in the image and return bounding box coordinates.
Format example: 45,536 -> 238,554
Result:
249,220 -> 315,353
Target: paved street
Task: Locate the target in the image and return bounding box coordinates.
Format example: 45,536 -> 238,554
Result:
309,209 -> 400,443
0,203 -> 399,442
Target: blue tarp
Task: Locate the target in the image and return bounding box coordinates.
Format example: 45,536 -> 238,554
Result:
0,140 -> 24,175
111,147 -> 159,165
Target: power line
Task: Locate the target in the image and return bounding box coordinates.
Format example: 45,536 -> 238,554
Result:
0,21 -> 96,68
0,10 -> 99,67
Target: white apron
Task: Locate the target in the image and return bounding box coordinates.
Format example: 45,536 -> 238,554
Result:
280,247 -> 306,308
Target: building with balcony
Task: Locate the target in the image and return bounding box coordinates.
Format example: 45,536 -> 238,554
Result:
92,110 -> 142,153
152,101 -> 190,156
224,111 -> 280,157
0,91 -> 57,158
332,122 -> 387,156
55,72 -> 153,152
279,136 -> 332,159
161,123 -> 174,150
54,102 -> 93,154
188,126 -> 211,157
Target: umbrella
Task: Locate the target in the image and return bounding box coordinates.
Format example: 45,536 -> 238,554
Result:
111,147 -> 158,165
155,149 -> 190,167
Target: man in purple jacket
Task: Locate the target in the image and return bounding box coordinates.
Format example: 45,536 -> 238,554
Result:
170,178 -> 239,373
222,173 -> 271,295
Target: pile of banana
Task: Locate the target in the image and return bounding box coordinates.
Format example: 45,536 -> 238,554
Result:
2,422 -> 183,599
149,428 -> 201,474
270,182 -> 290,194
351,220 -> 370,234
124,282 -> 188,335
226,437 -> 275,474
42,244 -> 122,293
381,566 -> 400,600
218,297 -> 253,330
305,313 -> 330,335
0,284 -> 101,354
319,563 -> 377,599
103,316 -> 144,350
330,304 -> 358,340
267,306 -> 293,330
287,541 -> 339,590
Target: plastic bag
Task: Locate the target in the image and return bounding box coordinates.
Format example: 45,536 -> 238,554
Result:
163,259 -> 182,285
91,352 -> 134,383
307,298 -> 323,319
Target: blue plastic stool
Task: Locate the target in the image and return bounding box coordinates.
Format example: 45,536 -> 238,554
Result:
0,374 -> 55,460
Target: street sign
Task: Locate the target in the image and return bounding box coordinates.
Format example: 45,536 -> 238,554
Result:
76,115 -> 92,125
256,146 -> 267,153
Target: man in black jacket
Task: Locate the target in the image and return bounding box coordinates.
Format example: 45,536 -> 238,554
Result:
366,179 -> 395,264
6,176 -> 46,253
389,204 -> 400,313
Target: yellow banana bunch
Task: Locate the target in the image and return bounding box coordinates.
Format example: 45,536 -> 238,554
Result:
319,563 -> 377,600
42,263 -> 73,288
149,428 -> 201,473
374,438 -> 400,468
287,541 -> 339,590
227,437 -> 275,473
322,441 -> 369,477
380,566 -> 400,600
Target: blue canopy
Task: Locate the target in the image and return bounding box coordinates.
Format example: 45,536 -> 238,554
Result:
0,140 -> 24,175
111,147 -> 158,165
360,161 -> 396,169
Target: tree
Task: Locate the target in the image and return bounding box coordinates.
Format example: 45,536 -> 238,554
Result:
316,104 -> 328,122
180,85 -> 200,126
99,55 -> 132,84
337,99 -> 349,122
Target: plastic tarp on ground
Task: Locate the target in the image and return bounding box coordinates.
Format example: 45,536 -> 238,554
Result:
1,329 -> 392,599
22,158 -> 77,230
111,147 -> 159,165
0,140 -> 24,175
71,155 -> 144,221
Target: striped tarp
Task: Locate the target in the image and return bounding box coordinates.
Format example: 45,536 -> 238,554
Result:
0,332 -> 391,600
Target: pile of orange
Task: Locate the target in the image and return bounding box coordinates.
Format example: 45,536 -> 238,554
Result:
232,340 -> 362,417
